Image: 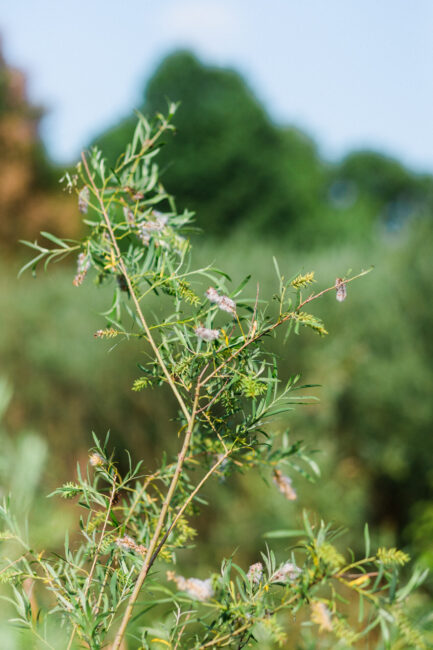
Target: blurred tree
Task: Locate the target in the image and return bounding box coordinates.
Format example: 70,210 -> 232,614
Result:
94,50 -> 433,247
0,41 -> 77,251
94,50 -> 326,237
332,151 -> 433,232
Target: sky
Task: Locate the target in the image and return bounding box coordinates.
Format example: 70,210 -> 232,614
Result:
2,0 -> 432,171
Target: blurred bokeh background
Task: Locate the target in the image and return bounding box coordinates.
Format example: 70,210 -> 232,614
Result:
1,2 -> 433,641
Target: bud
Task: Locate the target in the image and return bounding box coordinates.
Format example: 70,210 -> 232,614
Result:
123,206 -> 135,227
273,469 -> 297,501
73,252 -> 91,287
78,186 -> 90,214
247,562 -> 263,585
89,452 -> 104,467
116,535 -> 146,555
205,287 -> 236,316
271,561 -> 301,583
195,326 -> 220,342
94,328 -> 119,339
310,601 -> 333,632
218,295 -> 236,315
167,571 -> 214,601
205,287 -> 220,304
335,277 -> 347,302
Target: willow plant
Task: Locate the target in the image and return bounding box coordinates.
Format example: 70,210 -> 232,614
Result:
1,107 -> 428,649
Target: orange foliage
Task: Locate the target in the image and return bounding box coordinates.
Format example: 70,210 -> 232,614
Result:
0,44 -> 80,251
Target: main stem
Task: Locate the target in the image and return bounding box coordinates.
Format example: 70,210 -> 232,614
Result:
111,389 -> 199,650
81,152 -> 198,648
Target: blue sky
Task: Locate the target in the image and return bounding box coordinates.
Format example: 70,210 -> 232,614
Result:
2,0 -> 432,171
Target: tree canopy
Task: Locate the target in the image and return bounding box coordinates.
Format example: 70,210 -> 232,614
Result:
93,50 -> 432,245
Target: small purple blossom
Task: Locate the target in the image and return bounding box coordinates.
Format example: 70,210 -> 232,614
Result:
123,206 -> 135,227
205,287 -> 236,316
137,215 -> 168,245
78,186 -> 90,214
273,469 -> 297,501
205,287 -> 220,304
247,562 -> 263,585
311,601 -> 333,632
195,326 -> 220,342
218,295 -> 236,315
116,535 -> 146,554
271,561 -> 301,583
335,277 -> 347,302
167,571 -> 214,601
73,252 -> 91,287
89,452 -> 104,467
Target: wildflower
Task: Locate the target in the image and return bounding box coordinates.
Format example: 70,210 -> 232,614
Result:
116,535 -> 146,555
78,186 -> 90,213
205,287 -> 221,304
137,215 -> 168,245
89,452 -> 104,467
167,571 -> 214,602
273,469 -> 297,501
152,213 -> 168,231
137,223 -> 151,245
123,206 -> 135,227
144,214 -> 168,232
247,562 -> 263,585
195,326 -> 220,342
271,561 -> 301,583
205,287 -> 236,315
218,295 -> 236,315
310,601 -> 333,632
73,252 -> 91,287
335,277 -> 347,302
152,209 -> 168,224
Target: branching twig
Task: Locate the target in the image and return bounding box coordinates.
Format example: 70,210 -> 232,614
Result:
81,152 -> 191,425
111,386 -> 200,650
202,269 -> 371,388
66,479 -> 117,650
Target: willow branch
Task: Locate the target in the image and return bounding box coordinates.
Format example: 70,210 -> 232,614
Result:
111,386 -> 200,650
66,479 -> 117,650
202,268 -> 371,387
147,447 -> 232,570
81,152 -> 191,424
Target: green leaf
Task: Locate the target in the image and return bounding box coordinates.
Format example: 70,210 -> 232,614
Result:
263,529 -> 304,539
40,231 -> 71,249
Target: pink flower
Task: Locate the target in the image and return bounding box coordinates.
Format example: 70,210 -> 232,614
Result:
273,469 -> 297,501
205,287 -> 236,316
335,277 -> 347,302
247,562 -> 263,585
195,326 -> 220,342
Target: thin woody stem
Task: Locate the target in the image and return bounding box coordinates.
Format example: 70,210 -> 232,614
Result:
198,591 -> 301,648
66,479 -> 117,650
147,447 -> 232,570
81,152 -> 191,425
82,149 -> 198,648
202,269 -> 371,388
111,387 -> 200,650
174,612 -> 192,650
